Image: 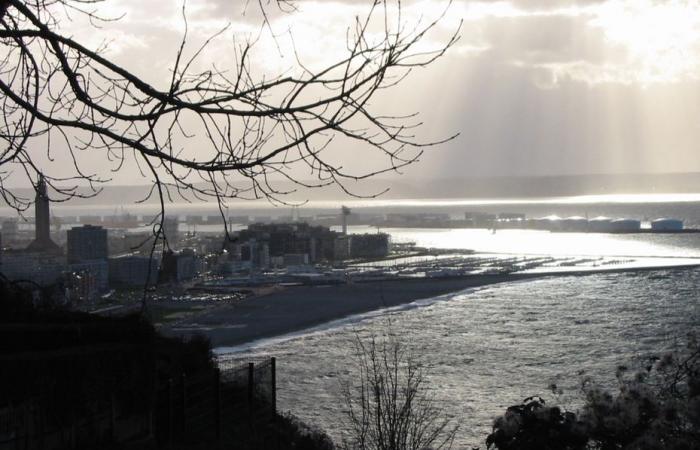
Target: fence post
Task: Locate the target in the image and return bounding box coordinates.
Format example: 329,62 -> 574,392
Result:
180,374 -> 187,438
23,401 -> 32,450
110,394 -> 116,442
247,363 -> 255,428
270,357 -> 276,420
38,399 -> 45,450
271,357 -> 279,450
214,369 -> 221,442
70,404 -> 77,450
167,378 -> 173,449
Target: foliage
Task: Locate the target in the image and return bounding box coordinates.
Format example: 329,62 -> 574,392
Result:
486,335 -> 700,450
486,396 -> 588,450
0,279 -> 216,413
579,335 -> 700,450
274,413 -> 337,450
341,331 -> 457,450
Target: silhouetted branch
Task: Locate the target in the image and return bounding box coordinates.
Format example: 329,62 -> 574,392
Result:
0,0 -> 459,212
0,0 -> 459,309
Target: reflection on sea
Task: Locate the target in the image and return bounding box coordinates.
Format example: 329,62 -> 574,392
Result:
343,225 -> 700,258
217,268 -> 700,448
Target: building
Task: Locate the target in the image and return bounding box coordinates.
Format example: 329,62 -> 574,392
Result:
609,218 -> 641,232
108,255 -> 159,287
228,215 -> 249,224
159,249 -> 197,283
240,239 -> 270,268
588,216 -> 613,233
26,176 -> 60,253
163,216 -> 179,246
1,219 -> 18,244
79,215 -> 102,225
206,215 -> 225,225
68,259 -> 109,299
349,233 -> 390,258
186,215 -> 205,225
333,235 -> 350,260
1,251 -> 65,286
651,218 -> 683,231
561,216 -> 588,232
67,225 -> 108,263
464,212 -> 497,228
282,253 -> 309,266
233,222 -> 365,264
498,212 -> 526,221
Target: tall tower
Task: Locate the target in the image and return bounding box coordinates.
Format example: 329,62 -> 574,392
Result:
27,175 -> 59,252
341,206 -> 351,235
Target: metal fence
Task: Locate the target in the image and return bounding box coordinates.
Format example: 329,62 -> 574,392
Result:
1,357 -> 277,450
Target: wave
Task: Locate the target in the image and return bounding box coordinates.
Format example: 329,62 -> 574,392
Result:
214,285 -> 495,356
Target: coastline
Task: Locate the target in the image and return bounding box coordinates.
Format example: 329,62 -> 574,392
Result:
160,263 -> 700,350
161,274 -> 532,348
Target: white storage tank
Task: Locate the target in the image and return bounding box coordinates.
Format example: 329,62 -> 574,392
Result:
588,216 -> 613,232
562,216 -> 588,231
538,215 -> 562,231
610,218 -> 641,232
651,218 -> 683,231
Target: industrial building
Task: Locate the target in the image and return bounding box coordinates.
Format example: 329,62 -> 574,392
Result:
651,218 -> 684,231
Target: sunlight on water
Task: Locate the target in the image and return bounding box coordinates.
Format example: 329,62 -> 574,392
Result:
218,270 -> 700,448
345,226 -> 700,258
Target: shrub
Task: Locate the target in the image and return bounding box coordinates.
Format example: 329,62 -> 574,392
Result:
486,396 -> 588,450
487,335 -> 700,450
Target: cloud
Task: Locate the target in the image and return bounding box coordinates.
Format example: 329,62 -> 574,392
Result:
23,0 -> 700,183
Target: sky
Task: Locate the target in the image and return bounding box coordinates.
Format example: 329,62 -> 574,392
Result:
16,0 -> 700,185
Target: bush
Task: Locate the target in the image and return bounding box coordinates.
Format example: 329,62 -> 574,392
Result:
580,336 -> 700,450
486,396 -> 588,450
487,335 -> 700,450
275,413 -> 336,450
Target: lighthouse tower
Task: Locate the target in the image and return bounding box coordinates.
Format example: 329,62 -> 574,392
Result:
27,175 -> 59,253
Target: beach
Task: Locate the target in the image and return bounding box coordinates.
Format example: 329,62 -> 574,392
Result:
159,261 -> 700,347
161,274 -> 534,347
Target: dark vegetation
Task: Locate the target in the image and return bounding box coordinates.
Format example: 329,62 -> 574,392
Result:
0,279 -> 334,449
3,280 -> 698,450
487,336 -> 700,450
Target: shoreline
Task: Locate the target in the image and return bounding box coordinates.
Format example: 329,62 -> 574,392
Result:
161,263 -> 700,350
162,273 -> 529,348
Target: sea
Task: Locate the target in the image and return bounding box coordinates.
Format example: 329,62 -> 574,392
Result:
214,196 -> 700,448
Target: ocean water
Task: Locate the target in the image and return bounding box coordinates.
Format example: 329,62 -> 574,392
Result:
216,209 -> 700,448
343,225 -> 700,258
218,269 -> 700,448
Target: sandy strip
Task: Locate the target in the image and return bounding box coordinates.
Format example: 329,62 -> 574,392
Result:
162,273 -> 544,347
162,263 -> 700,348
